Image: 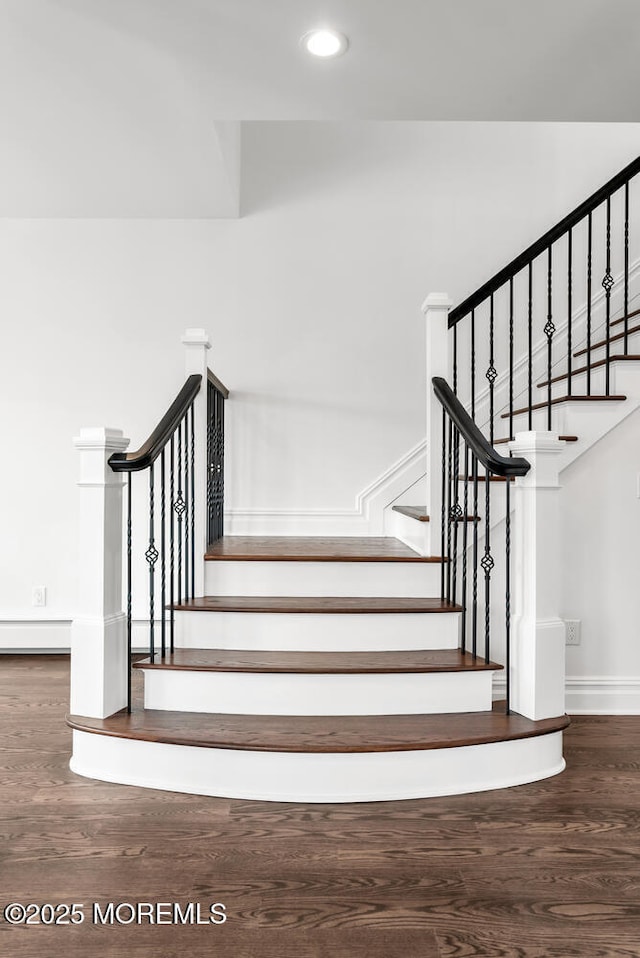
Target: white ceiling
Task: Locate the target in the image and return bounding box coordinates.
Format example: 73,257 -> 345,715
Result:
1,0 -> 639,216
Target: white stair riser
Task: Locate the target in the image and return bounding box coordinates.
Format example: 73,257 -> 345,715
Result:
383,510 -> 430,557
203,560 -> 440,597
174,610 -> 460,651
70,729 -> 565,802
142,668 -> 494,716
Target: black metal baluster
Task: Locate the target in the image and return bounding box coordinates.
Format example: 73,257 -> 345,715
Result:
505,477 -> 511,714
217,389 -> 225,540
482,473 -> 493,664
126,474 -> 132,713
624,181 -> 630,354
567,228 -> 573,397
169,434 -> 175,653
451,425 -> 462,606
207,381 -> 212,546
446,417 -> 453,603
587,212 -> 593,394
460,442 -> 469,651
487,294 -> 497,445
603,196 -> 614,395
160,448 -> 166,659
453,321 -> 458,395
545,246 -> 555,430
175,421 -> 184,606
509,277 -> 514,441
183,416 -> 190,600
190,402 -> 196,598
528,263 -> 533,429
146,463 -> 158,663
471,456 -> 479,657
440,406 -> 446,601
470,309 -> 476,420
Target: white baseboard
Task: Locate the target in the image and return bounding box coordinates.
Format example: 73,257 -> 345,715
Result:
564,676 -> 640,714
0,616 -> 168,653
493,674 -> 640,714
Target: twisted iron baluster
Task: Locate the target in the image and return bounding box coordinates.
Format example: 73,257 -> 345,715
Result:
544,246 -> 555,430
481,473 -> 493,664
487,294 -> 497,445
146,463 -> 158,662
603,196 -> 614,395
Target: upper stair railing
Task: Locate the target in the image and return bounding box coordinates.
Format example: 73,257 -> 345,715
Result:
433,376 -> 530,712
448,156 -> 640,442
107,350 -> 228,712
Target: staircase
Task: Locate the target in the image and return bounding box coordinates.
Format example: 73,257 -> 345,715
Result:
67,156 -> 640,802
68,534 -> 568,801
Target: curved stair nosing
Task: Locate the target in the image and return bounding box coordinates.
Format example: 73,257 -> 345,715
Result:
68,722 -> 567,802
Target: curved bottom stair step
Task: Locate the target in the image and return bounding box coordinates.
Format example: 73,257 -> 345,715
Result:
132,649 -> 502,716
67,706 -> 570,802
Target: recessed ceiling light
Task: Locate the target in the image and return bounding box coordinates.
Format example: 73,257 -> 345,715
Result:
301,28 -> 349,59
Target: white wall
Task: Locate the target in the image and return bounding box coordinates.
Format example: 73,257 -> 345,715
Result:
1,121 -> 640,658
561,406 -> 640,711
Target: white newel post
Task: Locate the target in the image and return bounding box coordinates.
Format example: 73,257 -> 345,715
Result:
182,328 -> 211,597
70,428 -> 130,718
509,431 -> 566,720
421,293 -> 453,554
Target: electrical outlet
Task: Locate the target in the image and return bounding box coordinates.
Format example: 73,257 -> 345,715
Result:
565,619 -> 581,646
32,586 -> 47,607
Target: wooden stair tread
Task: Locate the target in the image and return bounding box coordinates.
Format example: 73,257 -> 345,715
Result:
172,596 -> 460,614
493,435 -> 577,445
537,354 -> 640,388
502,395 -> 626,419
66,703 -> 569,754
205,536 -> 438,562
574,321 -> 640,357
611,306 -> 640,329
132,648 -> 501,674
391,505 -> 430,522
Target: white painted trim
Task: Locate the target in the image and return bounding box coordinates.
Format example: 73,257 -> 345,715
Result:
564,676 -> 640,714
70,728 -> 565,802
0,617 -> 171,652
225,439 -> 426,535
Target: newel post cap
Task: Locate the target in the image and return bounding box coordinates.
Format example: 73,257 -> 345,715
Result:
182,328 -> 211,349
73,427 -> 130,452
421,292 -> 453,315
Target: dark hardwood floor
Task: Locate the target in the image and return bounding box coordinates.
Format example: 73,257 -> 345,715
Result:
2,654 -> 640,957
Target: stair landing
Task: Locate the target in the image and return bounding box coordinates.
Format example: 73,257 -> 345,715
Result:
205,536 -> 441,562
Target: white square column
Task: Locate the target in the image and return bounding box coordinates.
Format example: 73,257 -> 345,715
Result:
70,428 -> 130,718
421,293 -> 452,554
509,431 -> 566,720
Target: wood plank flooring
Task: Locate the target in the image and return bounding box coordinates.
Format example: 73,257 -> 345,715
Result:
2,655 -> 640,957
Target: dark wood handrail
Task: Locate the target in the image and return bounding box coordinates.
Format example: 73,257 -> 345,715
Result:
207,368 -> 230,399
109,374 -> 202,473
432,377 -> 530,478
449,155 -> 640,326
